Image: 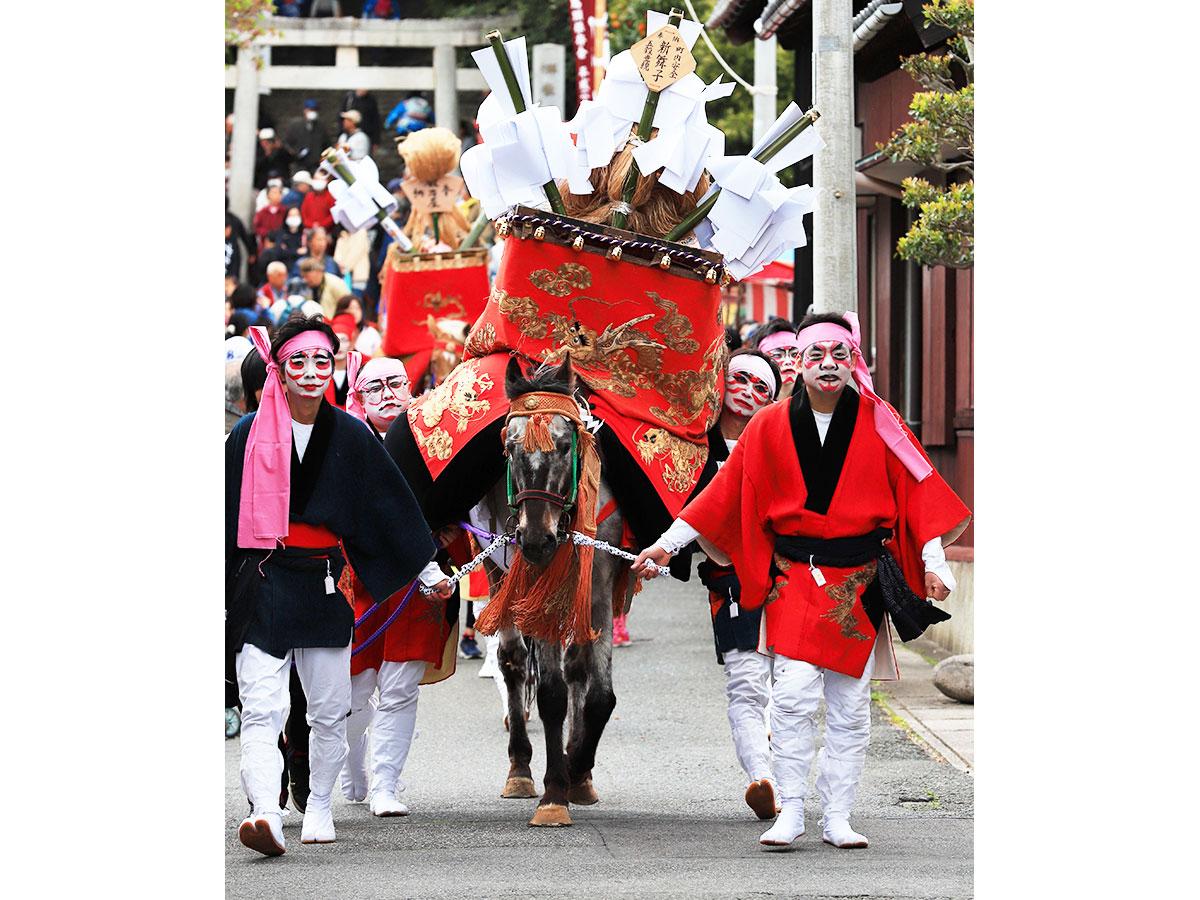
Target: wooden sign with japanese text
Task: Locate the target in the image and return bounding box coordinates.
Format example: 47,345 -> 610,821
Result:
401,175 -> 464,215
630,24 -> 695,93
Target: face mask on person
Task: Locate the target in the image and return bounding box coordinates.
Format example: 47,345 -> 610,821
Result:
304,110 -> 318,123
312,178 -> 327,192
286,215 -> 302,229
799,340 -> 854,395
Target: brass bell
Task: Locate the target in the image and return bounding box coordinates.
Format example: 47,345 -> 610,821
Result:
534,226 -> 546,240
704,268 -> 717,284
572,236 -> 585,251
659,254 -> 671,270
608,245 -> 622,262
496,220 -> 510,237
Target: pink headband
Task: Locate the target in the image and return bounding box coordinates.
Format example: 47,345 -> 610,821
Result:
727,354 -> 779,398
236,326 -> 335,549
345,353 -> 408,423
757,330 -> 802,354
793,312 -> 932,482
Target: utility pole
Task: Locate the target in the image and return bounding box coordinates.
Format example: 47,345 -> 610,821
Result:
811,0 -> 856,314
229,42 -> 262,245
752,34 -> 778,146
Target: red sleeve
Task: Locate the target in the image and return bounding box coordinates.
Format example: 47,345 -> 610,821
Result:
679,416 -> 776,610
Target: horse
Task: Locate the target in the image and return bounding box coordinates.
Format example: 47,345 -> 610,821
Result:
474,355 -> 636,827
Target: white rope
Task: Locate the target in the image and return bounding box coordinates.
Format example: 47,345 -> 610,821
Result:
418,529 -> 670,594
682,0 -> 763,96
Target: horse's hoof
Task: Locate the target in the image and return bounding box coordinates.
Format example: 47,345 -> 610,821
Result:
501,777 -> 538,799
567,779 -> 599,806
529,803 -> 572,827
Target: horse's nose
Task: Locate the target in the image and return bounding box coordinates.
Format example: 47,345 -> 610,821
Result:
520,530 -> 559,567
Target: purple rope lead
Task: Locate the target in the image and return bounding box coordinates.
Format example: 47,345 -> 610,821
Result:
351,580 -> 419,657
457,520 -> 498,542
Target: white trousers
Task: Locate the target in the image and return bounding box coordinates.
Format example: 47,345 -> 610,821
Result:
770,649 -> 875,823
368,660 -> 424,799
722,649 -> 773,784
341,670 -> 380,800
236,642 -> 351,816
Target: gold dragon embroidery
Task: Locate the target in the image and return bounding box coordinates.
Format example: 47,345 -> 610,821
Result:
464,321 -> 496,358
635,427 -> 706,494
650,292 -> 699,353
407,360 -> 495,463
411,291 -> 466,326
541,311 -> 665,397
650,335 -> 726,428
494,288 -> 548,339
819,562 -> 878,641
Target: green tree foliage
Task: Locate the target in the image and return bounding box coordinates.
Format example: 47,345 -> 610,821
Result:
225,0 -> 277,49
881,0 -> 973,268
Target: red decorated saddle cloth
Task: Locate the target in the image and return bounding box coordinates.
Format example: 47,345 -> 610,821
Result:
380,246 -> 490,381
404,212 -> 729,517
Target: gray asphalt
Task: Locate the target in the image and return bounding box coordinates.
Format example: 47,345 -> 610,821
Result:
226,574 -> 973,899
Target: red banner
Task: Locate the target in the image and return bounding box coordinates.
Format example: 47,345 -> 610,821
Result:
380,248 -> 490,360
406,234 -> 727,516
570,0 -> 592,104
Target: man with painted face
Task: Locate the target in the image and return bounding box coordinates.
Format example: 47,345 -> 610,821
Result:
226,316 -> 442,856
656,348 -> 784,820
755,319 -> 803,399
636,312 -> 970,851
338,354 -> 458,817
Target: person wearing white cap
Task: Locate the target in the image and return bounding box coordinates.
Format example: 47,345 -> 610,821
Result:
255,127 -> 293,190
337,109 -> 370,161
283,171 -> 312,209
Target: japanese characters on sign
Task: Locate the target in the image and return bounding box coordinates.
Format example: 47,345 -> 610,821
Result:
401,175 -> 465,215
629,23 -> 695,93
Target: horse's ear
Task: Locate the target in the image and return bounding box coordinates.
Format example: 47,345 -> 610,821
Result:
505,355 -> 526,398
554,355 -> 575,390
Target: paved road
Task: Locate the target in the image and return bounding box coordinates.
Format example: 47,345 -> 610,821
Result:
226,574 -> 973,899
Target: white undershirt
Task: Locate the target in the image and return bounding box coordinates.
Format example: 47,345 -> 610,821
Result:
292,420 -> 315,462
653,407 -> 956,591
333,369 -> 346,388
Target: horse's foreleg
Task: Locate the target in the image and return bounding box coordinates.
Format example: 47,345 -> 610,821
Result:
529,640 -> 572,826
498,626 -> 537,799
565,518 -> 621,804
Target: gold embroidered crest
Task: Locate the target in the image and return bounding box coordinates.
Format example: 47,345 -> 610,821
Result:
635,427 -> 706,493
528,263 -> 592,297
650,336 -> 725,428
819,562 -> 878,641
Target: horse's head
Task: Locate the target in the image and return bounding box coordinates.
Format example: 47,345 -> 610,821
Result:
503,355 -> 580,567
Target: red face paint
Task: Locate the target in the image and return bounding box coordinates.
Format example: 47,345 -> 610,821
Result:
723,370 -> 772,416
283,348 -> 334,399
766,346 -> 803,385
799,340 -> 853,394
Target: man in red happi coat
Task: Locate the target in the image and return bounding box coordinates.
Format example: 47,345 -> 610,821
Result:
636,311 -> 970,851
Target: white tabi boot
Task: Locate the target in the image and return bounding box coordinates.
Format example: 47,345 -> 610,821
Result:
479,632 -> 501,679
300,799 -> 336,844
368,660 -> 421,817
817,748 -> 870,849
238,811 -> 285,856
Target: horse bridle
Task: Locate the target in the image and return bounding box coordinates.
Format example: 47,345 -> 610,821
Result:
506,424 -> 579,513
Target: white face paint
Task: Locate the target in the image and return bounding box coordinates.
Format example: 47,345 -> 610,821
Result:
799,340 -> 854,395
282,348 -> 334,400
765,344 -> 803,386
723,368 -> 773,417
359,374 -> 412,433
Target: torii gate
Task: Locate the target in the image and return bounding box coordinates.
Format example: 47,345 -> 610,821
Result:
227,14 -> 520,229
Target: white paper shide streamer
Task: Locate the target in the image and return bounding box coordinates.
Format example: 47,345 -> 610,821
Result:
322,152 -> 398,232
564,11 -> 734,196
693,103 -> 826,279
459,36 -> 576,219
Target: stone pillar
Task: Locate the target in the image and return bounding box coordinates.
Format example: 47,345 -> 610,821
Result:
229,43 -> 262,235
811,0 -> 856,314
433,43 -> 459,135
752,35 -> 778,146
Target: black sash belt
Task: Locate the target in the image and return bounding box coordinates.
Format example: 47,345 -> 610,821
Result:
773,529 -> 950,642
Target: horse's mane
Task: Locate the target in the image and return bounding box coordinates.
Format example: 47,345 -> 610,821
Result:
505,359 -> 575,401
